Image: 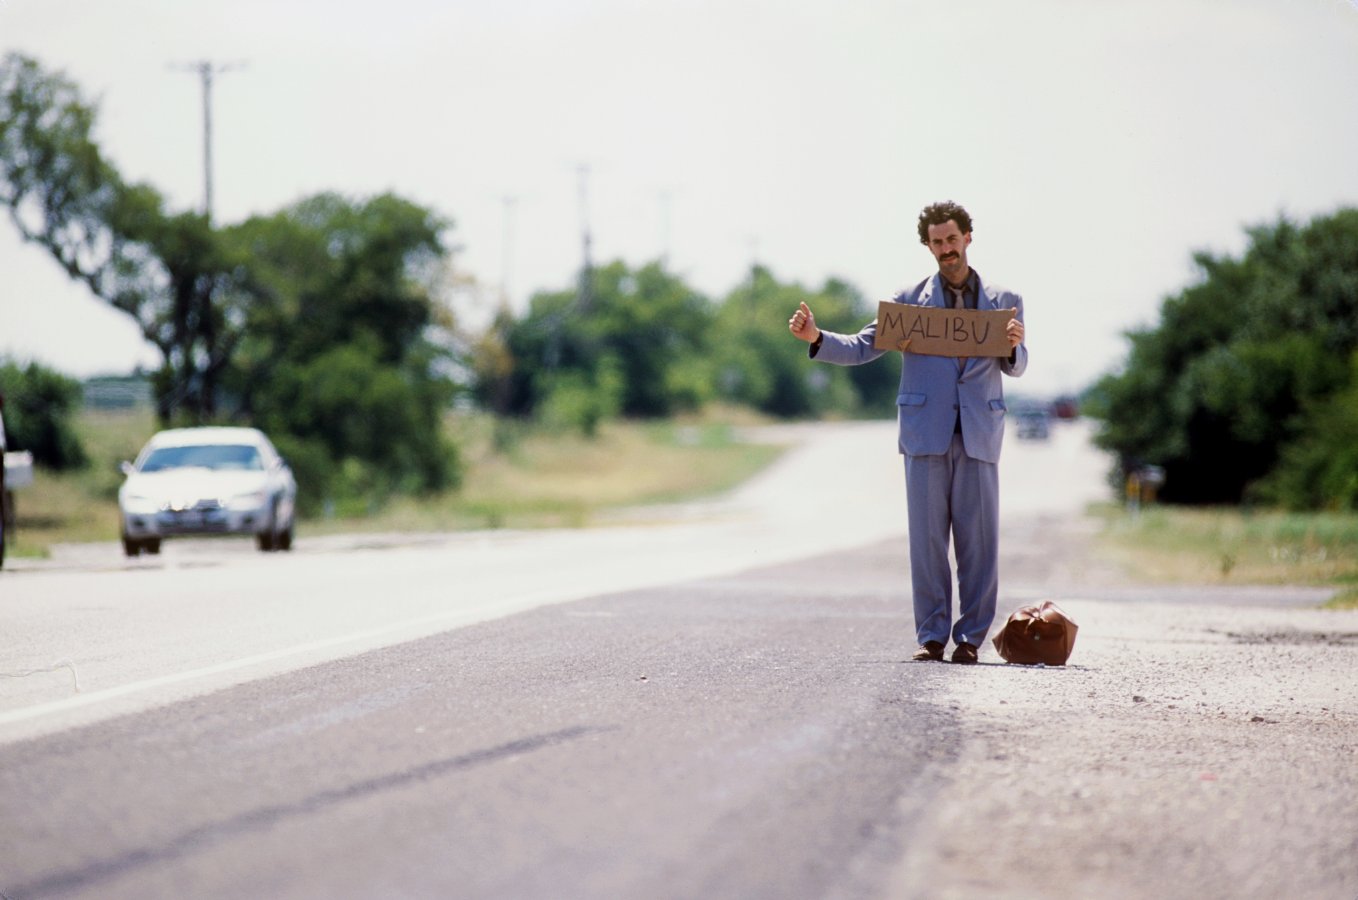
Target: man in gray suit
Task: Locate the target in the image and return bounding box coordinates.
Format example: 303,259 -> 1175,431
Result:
788,201 -> 1027,664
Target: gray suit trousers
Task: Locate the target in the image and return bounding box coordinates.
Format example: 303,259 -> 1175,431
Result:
905,432 -> 999,648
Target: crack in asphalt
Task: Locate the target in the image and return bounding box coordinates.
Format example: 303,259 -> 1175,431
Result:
7,725 -> 609,898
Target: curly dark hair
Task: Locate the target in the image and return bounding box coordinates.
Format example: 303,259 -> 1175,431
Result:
917,201 -> 973,244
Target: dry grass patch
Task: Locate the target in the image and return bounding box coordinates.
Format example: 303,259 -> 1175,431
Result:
9,408 -> 786,553
8,408 -> 155,555
280,411 -> 783,534
1093,503 -> 1358,607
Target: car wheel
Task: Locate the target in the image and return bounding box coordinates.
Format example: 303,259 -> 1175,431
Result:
259,498 -> 290,552
122,534 -> 142,558
145,538 -> 162,555
0,481 -> 10,569
276,521 -> 293,552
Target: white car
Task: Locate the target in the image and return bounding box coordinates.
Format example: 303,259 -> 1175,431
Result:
0,399 -> 8,569
119,427 -> 297,556
0,397 -> 31,570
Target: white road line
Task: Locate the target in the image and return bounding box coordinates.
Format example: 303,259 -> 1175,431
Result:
0,589 -> 569,728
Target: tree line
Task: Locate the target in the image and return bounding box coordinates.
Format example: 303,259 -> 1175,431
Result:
1087,208 -> 1358,510
8,52 -> 1355,515
1,53 -> 895,513
2,53 -> 463,511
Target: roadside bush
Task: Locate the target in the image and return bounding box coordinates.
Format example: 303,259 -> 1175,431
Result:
540,359 -> 623,438
1090,208 -> 1358,505
1254,353 -> 1358,511
255,342 -> 462,515
266,433 -> 335,518
0,359 -> 88,469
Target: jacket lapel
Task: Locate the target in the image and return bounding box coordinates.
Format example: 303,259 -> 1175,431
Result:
919,274 -> 946,308
976,272 -> 999,311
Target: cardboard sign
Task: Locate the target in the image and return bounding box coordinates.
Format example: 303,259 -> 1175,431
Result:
872,302 -> 1015,357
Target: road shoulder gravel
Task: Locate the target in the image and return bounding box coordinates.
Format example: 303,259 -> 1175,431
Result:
886,511 -> 1358,900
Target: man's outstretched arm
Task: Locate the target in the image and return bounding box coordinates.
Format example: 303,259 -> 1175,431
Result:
790,301 -> 888,366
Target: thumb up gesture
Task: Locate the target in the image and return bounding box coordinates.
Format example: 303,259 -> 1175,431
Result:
788,302 -> 821,344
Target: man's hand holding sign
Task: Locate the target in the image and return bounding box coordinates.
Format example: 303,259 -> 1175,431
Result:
788,300 -> 1024,357
872,302 -> 1022,357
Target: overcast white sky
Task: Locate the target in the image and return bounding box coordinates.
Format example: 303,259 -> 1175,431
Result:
3,0 -> 1357,396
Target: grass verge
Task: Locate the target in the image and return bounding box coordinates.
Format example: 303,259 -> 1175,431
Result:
8,407 -> 786,557
1092,502 -> 1358,609
7,408 -> 154,558
307,409 -> 784,534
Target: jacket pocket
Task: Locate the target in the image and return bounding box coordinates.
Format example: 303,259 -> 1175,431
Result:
988,399 -> 1007,412
897,392 -> 926,407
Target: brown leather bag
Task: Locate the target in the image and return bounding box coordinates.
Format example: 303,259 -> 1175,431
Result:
991,600 -> 1078,666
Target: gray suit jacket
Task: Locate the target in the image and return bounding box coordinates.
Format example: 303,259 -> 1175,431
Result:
813,272 -> 1027,463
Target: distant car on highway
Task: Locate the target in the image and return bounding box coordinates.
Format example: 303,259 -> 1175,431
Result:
118,427 -> 297,557
1014,409 -> 1051,441
1050,395 -> 1080,420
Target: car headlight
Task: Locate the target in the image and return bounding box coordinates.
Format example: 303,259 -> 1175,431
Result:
227,490 -> 269,511
121,494 -> 162,515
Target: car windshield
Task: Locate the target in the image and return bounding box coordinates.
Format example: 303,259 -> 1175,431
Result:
140,444 -> 264,473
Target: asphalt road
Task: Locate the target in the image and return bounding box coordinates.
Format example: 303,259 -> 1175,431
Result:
2,420 -> 1354,899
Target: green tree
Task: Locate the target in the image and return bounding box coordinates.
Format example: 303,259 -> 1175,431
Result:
478,263 -> 896,425
0,360 -> 87,469
1255,352 -> 1358,511
1089,209 -> 1358,505
2,54 -> 465,512
484,261 -> 713,427
0,52 -> 248,423
222,193 -> 461,509
709,267 -> 891,418
586,262 -> 711,418
468,304 -> 518,417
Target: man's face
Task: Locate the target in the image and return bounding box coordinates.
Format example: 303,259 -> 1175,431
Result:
925,220 -> 971,281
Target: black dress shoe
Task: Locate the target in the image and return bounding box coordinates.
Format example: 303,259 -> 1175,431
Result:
912,641 -> 945,662
951,642 -> 979,664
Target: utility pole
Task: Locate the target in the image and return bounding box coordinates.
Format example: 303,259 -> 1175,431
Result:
500,194 -> 518,307
170,60 -> 245,223
658,189 -> 672,269
575,163 -> 593,312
